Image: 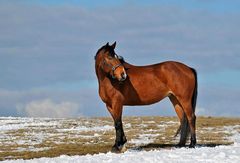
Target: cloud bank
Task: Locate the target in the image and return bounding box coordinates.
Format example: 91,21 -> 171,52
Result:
17,99 -> 81,118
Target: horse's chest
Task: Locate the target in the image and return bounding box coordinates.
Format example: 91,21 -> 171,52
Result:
99,88 -> 107,103
98,85 -> 114,103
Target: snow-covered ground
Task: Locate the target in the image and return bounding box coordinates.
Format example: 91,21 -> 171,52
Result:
0,117 -> 239,163
2,127 -> 240,163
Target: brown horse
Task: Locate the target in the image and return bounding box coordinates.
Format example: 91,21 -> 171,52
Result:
95,42 -> 198,152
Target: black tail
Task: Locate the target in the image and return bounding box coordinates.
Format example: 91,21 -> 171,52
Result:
191,68 -> 198,113
177,68 -> 198,146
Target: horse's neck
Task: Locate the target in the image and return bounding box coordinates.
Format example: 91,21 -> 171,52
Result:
96,67 -> 112,86
96,68 -> 116,103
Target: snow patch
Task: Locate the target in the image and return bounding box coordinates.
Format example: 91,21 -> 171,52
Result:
57,125 -> 113,132
129,133 -> 160,146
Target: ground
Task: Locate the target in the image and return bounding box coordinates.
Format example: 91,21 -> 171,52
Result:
0,116 -> 239,162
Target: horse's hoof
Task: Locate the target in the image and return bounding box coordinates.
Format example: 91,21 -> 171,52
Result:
111,146 -> 119,153
189,143 -> 196,148
111,145 -> 127,153
176,143 -> 185,148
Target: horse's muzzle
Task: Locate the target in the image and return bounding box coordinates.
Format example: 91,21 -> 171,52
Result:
119,72 -> 127,81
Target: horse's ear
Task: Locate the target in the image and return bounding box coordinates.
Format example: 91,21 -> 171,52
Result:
106,42 -> 109,47
111,41 -> 116,49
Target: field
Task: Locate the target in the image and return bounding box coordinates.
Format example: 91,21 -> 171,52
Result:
0,116 -> 240,162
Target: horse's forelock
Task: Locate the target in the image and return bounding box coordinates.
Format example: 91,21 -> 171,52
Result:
95,45 -> 124,62
95,45 -> 107,60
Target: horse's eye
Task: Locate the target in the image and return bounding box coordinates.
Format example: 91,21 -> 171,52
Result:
108,56 -> 113,60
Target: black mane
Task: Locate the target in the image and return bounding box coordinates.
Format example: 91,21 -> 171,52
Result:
118,56 -> 125,64
94,45 -> 106,60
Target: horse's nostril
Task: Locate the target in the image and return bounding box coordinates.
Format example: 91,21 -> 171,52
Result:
121,72 -> 127,80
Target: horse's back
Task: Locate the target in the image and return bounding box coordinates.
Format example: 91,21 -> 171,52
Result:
126,61 -> 195,83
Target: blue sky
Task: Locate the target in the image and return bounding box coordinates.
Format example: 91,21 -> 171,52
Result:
7,0 -> 240,12
0,0 -> 240,117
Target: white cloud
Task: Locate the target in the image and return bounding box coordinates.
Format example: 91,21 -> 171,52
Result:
17,99 -> 81,118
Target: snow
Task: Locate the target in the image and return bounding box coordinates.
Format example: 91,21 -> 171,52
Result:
57,125 -> 113,132
1,126 -> 239,163
128,133 -> 160,146
2,139 -> 240,163
1,117 -> 239,163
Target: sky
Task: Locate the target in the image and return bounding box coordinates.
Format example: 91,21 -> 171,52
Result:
0,0 -> 240,118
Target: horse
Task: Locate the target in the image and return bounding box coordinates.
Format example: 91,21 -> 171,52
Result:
95,42 -> 198,152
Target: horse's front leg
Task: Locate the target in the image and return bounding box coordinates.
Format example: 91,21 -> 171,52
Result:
106,104 -> 127,153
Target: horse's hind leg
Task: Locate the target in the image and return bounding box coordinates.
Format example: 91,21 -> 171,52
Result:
169,95 -> 189,146
179,99 -> 197,148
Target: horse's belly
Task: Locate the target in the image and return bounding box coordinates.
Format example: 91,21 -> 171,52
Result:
125,98 -> 165,106
124,86 -> 169,106
123,72 -> 170,105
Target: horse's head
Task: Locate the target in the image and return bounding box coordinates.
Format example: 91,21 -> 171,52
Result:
95,42 -> 127,81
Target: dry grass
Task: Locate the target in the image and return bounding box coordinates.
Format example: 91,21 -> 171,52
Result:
0,116 -> 239,161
